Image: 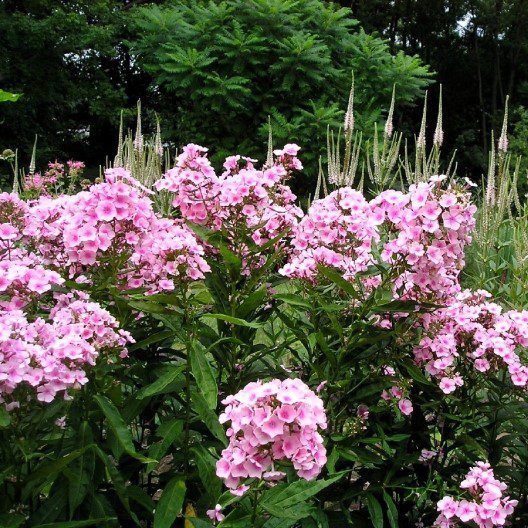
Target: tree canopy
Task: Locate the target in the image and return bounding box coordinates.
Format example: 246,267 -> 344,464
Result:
1,0 -> 528,187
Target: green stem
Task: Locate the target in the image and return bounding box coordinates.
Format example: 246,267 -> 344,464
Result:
182,287 -> 193,478
251,490 -> 259,527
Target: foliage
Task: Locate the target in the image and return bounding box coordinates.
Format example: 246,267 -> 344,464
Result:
5,1 -> 528,184
1,101 -> 528,528
0,0 -> 142,165
508,104 -> 528,196
0,89 -> 21,103
347,0 -> 528,179
129,0 -> 431,184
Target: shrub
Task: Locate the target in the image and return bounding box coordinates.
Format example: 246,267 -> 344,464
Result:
1,127 -> 528,528
129,0 -> 432,184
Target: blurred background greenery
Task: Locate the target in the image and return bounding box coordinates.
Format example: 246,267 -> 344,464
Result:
1,0 -> 527,192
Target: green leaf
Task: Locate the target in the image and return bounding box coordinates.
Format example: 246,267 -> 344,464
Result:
29,489 -> 68,525
260,473 -> 344,513
0,407 -> 11,428
0,513 -> 25,528
192,391 -> 227,445
317,265 -> 358,297
187,223 -> 241,270
147,419 -> 184,474
34,520 -> 117,528
129,329 -> 174,351
383,491 -> 398,528
352,381 -> 391,402
366,494 -> 384,528
188,520 -> 214,528
217,511 -> 253,528
186,222 -> 215,243
192,445 -> 221,501
136,365 -> 185,399
262,518 -> 297,528
274,293 -> 311,309
202,313 -> 262,328
399,360 -> 434,386
68,422 -> 95,517
218,243 -> 242,270
236,288 -> 267,318
263,503 -> 314,521
0,89 -> 21,102
190,340 -> 218,409
92,446 -> 141,527
154,477 -> 186,528
127,300 -> 167,314
94,395 -> 153,463
128,484 -> 155,516
27,445 -> 94,483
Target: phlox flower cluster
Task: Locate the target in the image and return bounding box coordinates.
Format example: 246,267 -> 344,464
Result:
216,378 -> 327,495
279,177 -> 476,303
19,169 -> 209,292
279,187 -> 380,283
24,161 -> 63,194
67,160 -> 85,172
0,290 -> 131,404
127,217 -> 210,291
0,252 -> 64,310
23,161 -> 84,196
0,192 -> 30,253
155,144 -> 219,225
434,462 -> 517,527
371,177 -> 476,302
380,384 -> 414,416
23,172 -> 58,194
32,168 -> 157,270
414,290 -> 528,393
155,143 -> 303,272
271,144 -> 304,172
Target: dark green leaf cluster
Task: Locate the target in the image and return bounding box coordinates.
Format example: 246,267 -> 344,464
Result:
130,0 -> 432,184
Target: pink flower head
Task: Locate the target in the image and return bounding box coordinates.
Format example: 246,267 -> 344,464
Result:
437,496 -> 459,519
434,462 -> 516,527
415,289 -> 528,392
398,398 -> 413,416
216,378 -> 327,493
206,504 -> 225,523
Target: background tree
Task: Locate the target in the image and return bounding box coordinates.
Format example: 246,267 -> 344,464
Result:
342,0 -> 528,178
129,0 -> 431,186
0,0 -> 431,190
0,0 -> 151,168
3,0 -> 528,189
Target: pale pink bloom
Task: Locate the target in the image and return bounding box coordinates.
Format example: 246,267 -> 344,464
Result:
439,377 -> 457,394
206,504 -> 225,522
398,398 -> 413,416
437,496 -> 458,519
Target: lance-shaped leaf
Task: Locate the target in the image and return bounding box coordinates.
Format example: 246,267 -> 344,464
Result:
190,340 -> 218,409
154,477 -> 186,528
94,395 -> 154,463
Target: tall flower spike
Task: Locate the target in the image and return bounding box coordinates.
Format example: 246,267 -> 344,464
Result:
314,156 -> 323,201
417,91 -> 427,151
155,116 -> 163,157
486,131 -> 496,206
115,110 -> 124,167
134,100 -> 143,152
498,95 -> 509,153
266,116 -> 273,167
29,135 -> 37,176
12,149 -> 20,194
344,73 -> 355,134
433,85 -> 443,147
385,84 -> 396,139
